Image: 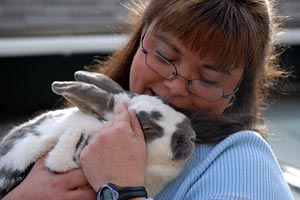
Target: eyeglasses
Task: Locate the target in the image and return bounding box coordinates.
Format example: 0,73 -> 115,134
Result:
140,33 -> 240,102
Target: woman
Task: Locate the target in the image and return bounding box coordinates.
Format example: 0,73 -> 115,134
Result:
3,0 -> 293,199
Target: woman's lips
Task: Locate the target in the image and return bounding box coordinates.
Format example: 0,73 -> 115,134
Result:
145,88 -> 155,96
149,88 -> 182,110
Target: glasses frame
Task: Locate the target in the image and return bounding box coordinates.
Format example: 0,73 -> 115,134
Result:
140,32 -> 240,102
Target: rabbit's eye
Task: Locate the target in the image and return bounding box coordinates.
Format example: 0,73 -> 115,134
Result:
142,125 -> 154,131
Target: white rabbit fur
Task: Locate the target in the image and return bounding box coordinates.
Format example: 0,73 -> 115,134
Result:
0,71 -> 195,198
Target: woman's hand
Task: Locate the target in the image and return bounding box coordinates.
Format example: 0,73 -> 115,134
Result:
80,102 -> 147,191
3,157 -> 96,200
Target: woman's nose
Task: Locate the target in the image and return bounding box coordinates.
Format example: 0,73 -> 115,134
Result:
164,75 -> 189,97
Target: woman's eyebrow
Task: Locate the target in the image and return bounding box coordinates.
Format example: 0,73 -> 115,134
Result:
155,34 -> 181,54
203,64 -> 232,76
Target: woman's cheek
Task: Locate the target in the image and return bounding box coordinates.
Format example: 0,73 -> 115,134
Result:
129,51 -> 148,93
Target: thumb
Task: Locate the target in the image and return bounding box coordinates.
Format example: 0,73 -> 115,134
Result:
129,109 -> 145,141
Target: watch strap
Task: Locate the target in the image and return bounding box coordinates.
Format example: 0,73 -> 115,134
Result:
120,191 -> 147,200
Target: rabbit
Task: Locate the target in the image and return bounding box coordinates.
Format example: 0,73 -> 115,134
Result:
0,71 -> 196,198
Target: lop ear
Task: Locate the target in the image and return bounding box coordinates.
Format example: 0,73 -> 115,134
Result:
74,71 -> 124,94
52,81 -> 115,120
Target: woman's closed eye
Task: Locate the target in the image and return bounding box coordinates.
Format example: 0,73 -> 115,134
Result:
155,44 -> 177,63
155,53 -> 173,65
198,75 -> 219,86
154,51 -> 171,65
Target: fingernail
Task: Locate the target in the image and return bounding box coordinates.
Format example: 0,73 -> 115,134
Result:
116,101 -> 127,108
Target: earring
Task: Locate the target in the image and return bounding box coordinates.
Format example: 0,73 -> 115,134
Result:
226,95 -> 236,108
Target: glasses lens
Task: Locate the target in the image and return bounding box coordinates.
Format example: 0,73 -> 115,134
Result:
146,51 -> 176,79
189,80 -> 223,101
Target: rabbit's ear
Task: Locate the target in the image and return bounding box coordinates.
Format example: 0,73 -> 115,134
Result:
74,71 -> 124,94
52,81 -> 115,120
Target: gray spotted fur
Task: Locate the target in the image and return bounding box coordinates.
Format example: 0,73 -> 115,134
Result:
0,71 -> 195,198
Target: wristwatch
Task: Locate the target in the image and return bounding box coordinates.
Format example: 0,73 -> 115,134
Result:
97,183 -> 148,200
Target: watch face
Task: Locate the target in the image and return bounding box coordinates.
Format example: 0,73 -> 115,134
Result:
102,188 -> 113,200
98,184 -> 119,200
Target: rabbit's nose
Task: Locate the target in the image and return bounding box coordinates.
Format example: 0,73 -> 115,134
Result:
190,130 -> 196,142
171,129 -> 195,161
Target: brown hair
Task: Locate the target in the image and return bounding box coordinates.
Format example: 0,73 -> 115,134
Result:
89,0 -> 287,143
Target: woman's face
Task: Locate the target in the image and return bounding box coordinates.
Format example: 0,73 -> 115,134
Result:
129,24 -> 244,114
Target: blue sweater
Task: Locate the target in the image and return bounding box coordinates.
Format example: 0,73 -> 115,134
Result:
156,130 -> 293,200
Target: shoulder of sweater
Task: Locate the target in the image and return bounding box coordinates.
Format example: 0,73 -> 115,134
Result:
210,130 -> 271,156
186,130 -> 278,172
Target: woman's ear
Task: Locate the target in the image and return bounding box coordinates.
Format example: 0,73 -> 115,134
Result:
141,26 -> 147,36
141,23 -> 151,38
